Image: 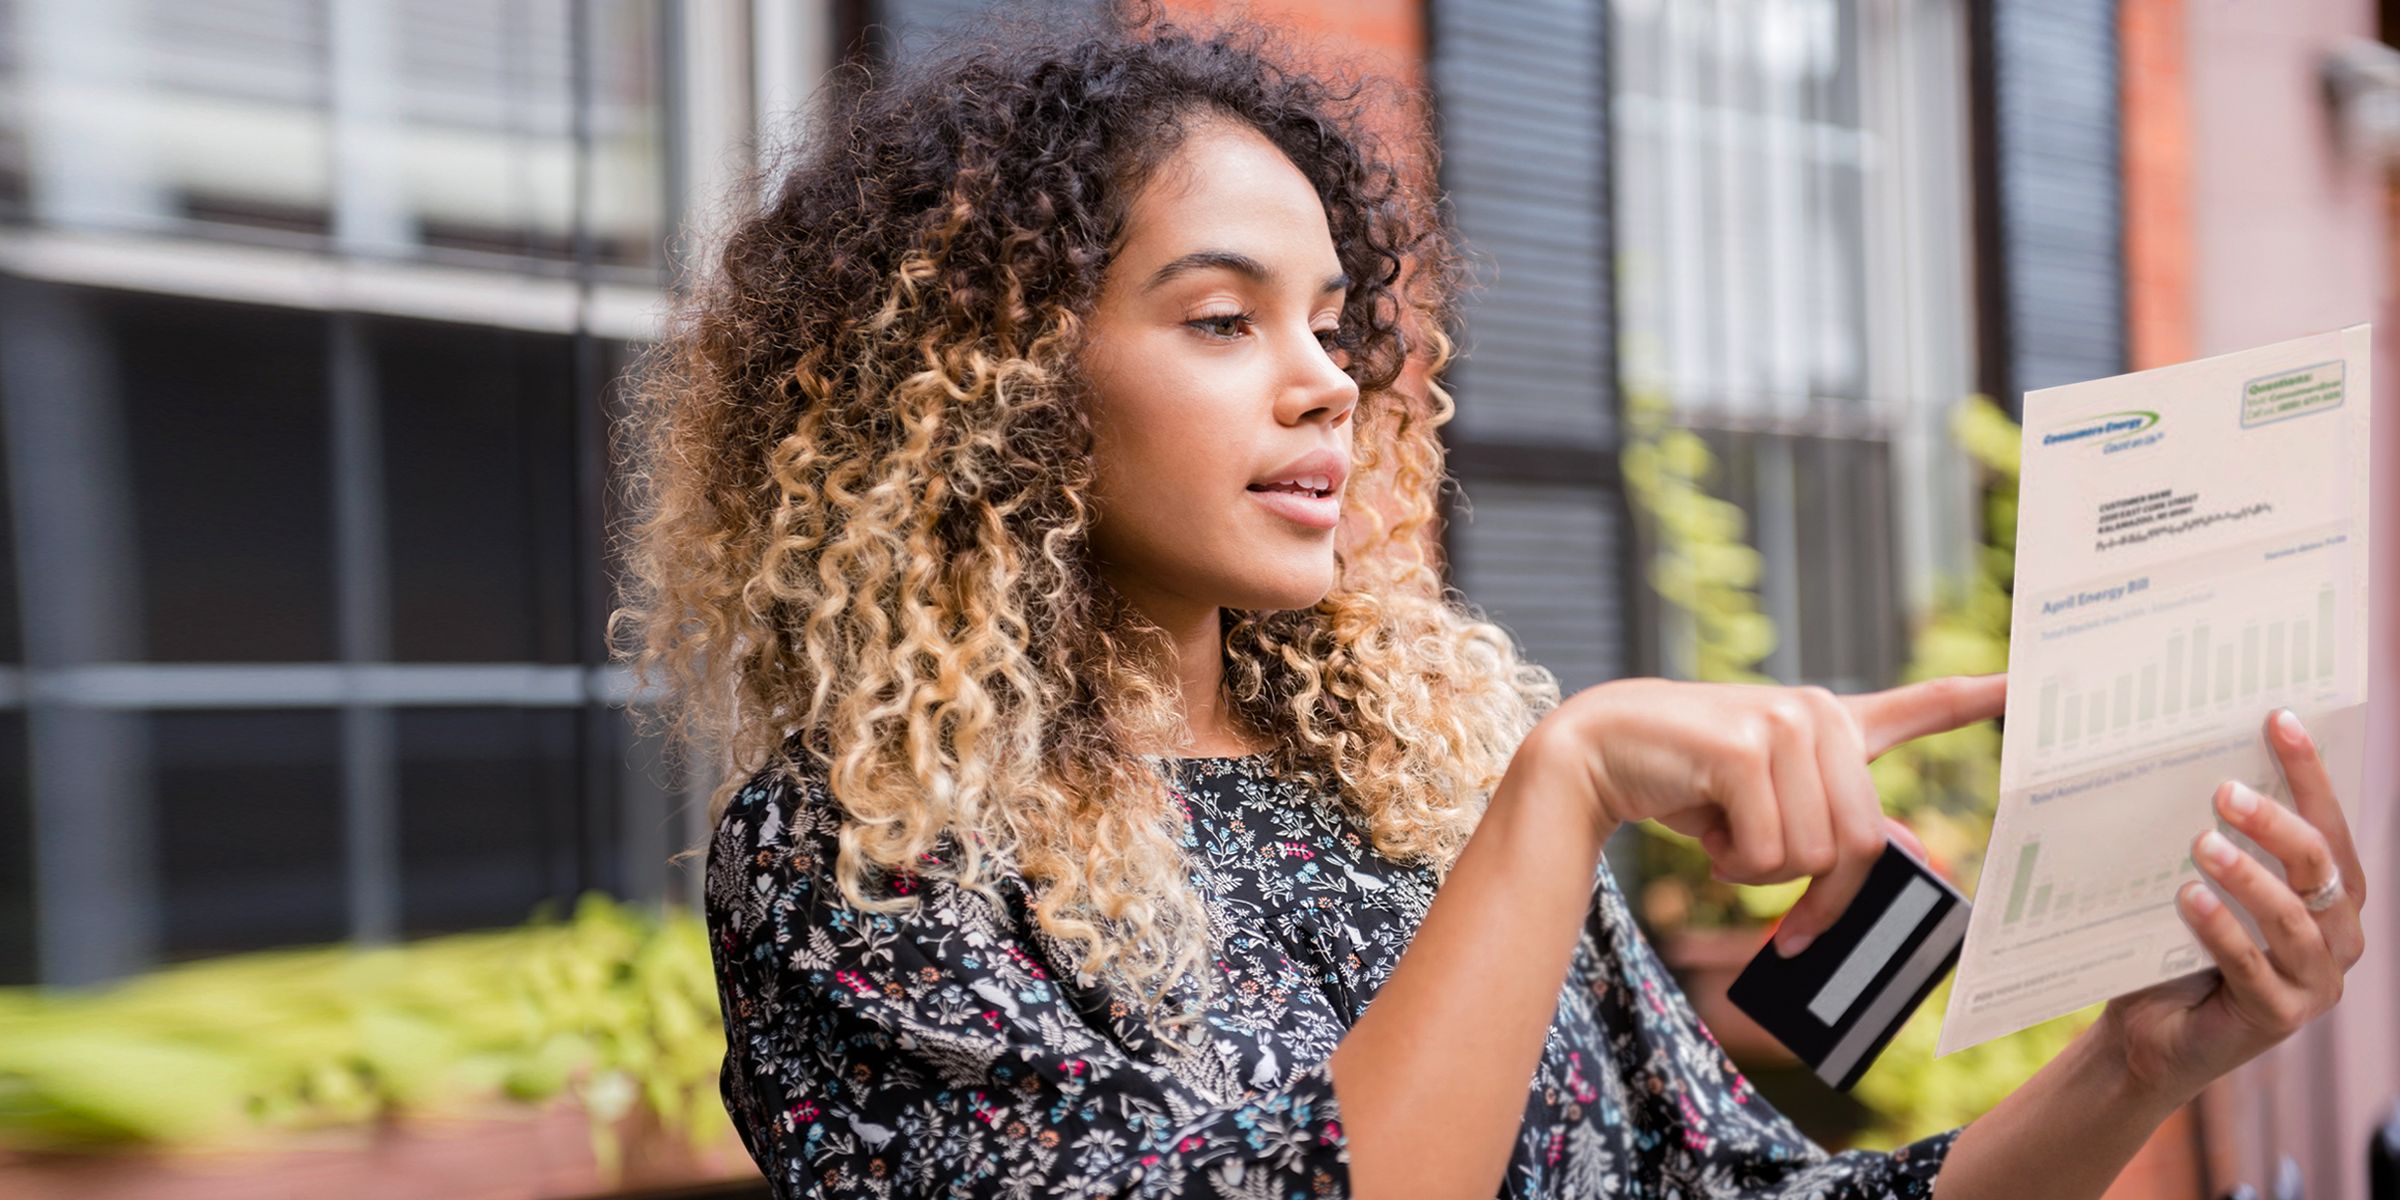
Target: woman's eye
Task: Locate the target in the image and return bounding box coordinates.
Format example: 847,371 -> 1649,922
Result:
1183,313 -> 1348,350
1188,312 -> 1251,338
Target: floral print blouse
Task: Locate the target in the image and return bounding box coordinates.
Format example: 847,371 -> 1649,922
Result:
703,749 -> 1959,1198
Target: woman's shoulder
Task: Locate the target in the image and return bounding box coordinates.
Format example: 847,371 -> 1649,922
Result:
704,743 -> 1023,923
701,746 -> 849,929
714,745 -> 837,858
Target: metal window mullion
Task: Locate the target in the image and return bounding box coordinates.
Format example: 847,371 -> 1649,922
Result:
1704,0 -> 1744,418
1660,0 -> 1704,408
1754,0 -> 1816,685
1801,0 -> 1835,410
1763,0 -> 1806,412
0,228 -> 665,339
1786,1 -> 1837,687
326,0 -> 405,948
1860,0 -> 1908,688
1747,1 -> 1804,687
329,313 -> 400,946
1892,0 -> 1981,628
330,0 -> 408,255
1862,433 -> 1899,689
1756,431 -> 1804,685
0,278 -> 159,986
1821,0 -> 1879,691
1816,430 -> 1854,687
0,662 -> 637,708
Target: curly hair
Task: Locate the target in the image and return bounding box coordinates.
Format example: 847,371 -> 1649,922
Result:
610,1 -> 1560,1056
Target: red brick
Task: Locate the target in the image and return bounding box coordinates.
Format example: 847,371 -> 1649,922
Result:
2122,0 -> 2195,371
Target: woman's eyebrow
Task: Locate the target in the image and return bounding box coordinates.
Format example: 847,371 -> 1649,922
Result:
1140,249 -> 1350,296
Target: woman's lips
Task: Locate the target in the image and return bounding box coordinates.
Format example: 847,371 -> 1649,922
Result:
1247,485 -> 1340,530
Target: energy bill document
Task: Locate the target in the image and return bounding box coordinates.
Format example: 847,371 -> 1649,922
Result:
1937,324 -> 2376,1055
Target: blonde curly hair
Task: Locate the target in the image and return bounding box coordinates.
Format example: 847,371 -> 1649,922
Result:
609,5 -> 1559,1054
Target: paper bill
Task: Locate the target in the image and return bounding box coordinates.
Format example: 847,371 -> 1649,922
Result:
1936,324 -> 2376,1056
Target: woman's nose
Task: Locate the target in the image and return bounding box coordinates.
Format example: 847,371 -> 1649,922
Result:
1280,332 -> 1359,427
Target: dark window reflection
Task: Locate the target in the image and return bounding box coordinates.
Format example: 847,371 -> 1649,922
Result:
0,374 -> 19,665
397,707 -> 582,936
117,294 -> 336,661
0,714 -> 30,984
378,319 -> 579,663
153,709 -> 347,959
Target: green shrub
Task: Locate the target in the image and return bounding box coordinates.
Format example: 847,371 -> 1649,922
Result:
0,893 -> 728,1184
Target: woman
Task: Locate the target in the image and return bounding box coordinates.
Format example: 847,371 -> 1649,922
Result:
612,8 -> 2367,1198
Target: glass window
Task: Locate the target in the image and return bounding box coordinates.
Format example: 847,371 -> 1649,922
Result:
609,705 -> 696,908
0,713 -> 29,984
382,0 -> 668,274
152,709 -> 348,960
116,292 -> 338,662
1792,433 -> 1898,690
0,0 -> 666,275
378,317 -> 580,664
0,382 -> 19,666
1610,0 -> 1972,689
1613,0 -> 1871,414
396,707 -> 580,936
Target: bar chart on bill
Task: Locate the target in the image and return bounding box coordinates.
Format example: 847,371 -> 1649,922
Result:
1991,831 -> 2200,932
2014,519 -> 2353,788
1968,723 -> 2288,972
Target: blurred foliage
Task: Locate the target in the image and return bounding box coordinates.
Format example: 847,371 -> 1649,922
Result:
1618,387 -> 2101,1149
1619,382 -> 1782,930
1618,384 -> 1780,689
0,893 -> 729,1185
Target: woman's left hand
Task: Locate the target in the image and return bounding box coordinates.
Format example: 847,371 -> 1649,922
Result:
2096,707 -> 2368,1104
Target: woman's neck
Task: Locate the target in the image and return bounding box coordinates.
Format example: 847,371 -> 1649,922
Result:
1111,587 -> 1266,757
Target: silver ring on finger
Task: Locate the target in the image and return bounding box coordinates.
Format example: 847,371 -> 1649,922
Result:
2296,868 -> 2344,914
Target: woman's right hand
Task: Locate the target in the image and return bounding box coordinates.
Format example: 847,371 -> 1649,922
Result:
1525,673 -> 2007,957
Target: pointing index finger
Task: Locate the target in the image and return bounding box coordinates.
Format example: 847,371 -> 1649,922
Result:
1843,673 -> 2007,760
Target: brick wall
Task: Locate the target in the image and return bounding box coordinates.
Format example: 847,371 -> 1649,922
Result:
1161,0 -> 1423,83
2122,0 -> 2195,373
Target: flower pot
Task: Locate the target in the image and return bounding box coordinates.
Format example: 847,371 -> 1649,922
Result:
0,1097 -> 763,1200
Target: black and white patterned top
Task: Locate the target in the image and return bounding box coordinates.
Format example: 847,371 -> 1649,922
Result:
703,748 -> 1958,1198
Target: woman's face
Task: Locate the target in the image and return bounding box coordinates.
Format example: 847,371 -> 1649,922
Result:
1079,119 -> 1360,626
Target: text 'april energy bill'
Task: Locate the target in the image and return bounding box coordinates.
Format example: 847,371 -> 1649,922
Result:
1936,324 -> 2376,1056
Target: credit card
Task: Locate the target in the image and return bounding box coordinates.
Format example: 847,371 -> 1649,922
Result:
1725,839 -> 1970,1091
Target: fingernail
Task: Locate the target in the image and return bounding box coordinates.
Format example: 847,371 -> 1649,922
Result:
1776,929 -> 1813,957
2273,708 -> 2306,744
2199,829 -> 2238,868
2224,781 -> 2259,817
2183,881 -> 2221,915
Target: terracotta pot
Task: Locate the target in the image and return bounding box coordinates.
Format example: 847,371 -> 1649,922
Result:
0,1098 -> 764,1200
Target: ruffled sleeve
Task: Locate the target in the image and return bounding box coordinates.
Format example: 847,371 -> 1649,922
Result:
701,758 -> 1352,1199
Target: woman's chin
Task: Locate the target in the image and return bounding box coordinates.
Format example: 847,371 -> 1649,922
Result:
1223,563 -> 1338,613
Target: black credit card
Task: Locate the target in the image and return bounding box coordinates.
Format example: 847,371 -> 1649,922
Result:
1725,838 -> 1969,1091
